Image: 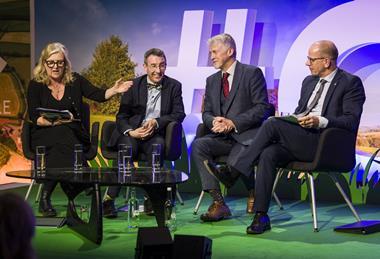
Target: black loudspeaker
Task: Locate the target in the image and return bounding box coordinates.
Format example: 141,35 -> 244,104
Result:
173,234 -> 212,259
135,227 -> 173,259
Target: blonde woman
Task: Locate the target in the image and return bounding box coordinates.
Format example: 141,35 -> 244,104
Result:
27,42 -> 132,217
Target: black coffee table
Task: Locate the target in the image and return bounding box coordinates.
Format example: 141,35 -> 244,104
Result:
6,167 -> 188,244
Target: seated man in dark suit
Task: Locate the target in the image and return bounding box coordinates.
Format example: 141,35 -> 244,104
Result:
103,48 -> 185,218
191,33 -> 272,221
208,40 -> 366,233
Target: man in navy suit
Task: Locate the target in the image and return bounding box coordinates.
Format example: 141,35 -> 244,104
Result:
103,48 -> 185,218
208,40 -> 366,233
191,33 -> 272,221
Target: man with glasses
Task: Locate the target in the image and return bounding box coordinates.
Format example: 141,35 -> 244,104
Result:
103,48 -> 185,218
207,40 -> 366,233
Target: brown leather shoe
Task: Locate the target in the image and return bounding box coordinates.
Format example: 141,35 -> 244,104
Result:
246,189 -> 255,214
200,201 -> 232,222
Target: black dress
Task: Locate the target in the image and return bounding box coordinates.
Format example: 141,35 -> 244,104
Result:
27,73 -> 107,168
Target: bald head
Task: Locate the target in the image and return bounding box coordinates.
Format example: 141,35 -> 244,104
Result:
306,40 -> 338,77
311,40 -> 338,61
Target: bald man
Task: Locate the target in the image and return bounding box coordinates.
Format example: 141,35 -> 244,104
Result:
207,40 -> 366,234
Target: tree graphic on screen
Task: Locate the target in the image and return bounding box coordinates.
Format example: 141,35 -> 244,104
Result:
82,35 -> 136,115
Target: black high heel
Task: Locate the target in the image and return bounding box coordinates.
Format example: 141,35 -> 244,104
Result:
39,189 -> 57,217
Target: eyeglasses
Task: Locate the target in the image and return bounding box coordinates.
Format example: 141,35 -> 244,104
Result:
45,60 -> 65,68
306,56 -> 326,63
147,63 -> 166,70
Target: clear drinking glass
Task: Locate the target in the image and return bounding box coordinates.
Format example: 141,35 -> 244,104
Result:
74,144 -> 83,170
152,143 -> 162,172
118,144 -> 128,171
122,145 -> 133,174
35,146 -> 46,172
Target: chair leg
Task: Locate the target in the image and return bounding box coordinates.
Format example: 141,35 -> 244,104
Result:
125,186 -> 130,201
175,185 -> 184,205
307,173 -> 319,232
329,173 -> 361,222
102,186 -> 109,200
273,192 -> 283,210
272,169 -> 284,210
35,184 -> 42,203
25,179 -> 35,201
193,190 -> 205,215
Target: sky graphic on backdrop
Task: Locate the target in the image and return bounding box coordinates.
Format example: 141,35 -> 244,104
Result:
35,0 -> 349,78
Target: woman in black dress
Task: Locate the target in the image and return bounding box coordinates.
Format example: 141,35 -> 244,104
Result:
27,42 -> 132,216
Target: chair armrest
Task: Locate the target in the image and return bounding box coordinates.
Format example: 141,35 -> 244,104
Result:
85,121 -> 99,160
100,121 -> 117,160
313,128 -> 357,172
164,121 -> 182,161
21,121 -> 34,160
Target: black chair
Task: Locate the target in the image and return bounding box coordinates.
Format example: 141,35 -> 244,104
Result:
100,121 -> 182,162
272,128 -> 371,233
100,120 -> 184,203
22,103 -> 100,201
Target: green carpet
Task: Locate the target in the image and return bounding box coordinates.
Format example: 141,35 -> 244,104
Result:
2,186 -> 380,259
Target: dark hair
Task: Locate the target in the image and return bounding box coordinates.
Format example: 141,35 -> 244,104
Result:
144,48 -> 166,64
0,192 -> 36,259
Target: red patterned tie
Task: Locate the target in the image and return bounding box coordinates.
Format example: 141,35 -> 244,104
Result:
222,72 -> 230,97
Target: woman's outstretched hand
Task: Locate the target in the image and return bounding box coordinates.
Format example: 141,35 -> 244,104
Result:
105,79 -> 133,99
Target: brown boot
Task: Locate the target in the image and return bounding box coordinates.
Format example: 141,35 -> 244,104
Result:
246,189 -> 255,214
200,201 -> 232,222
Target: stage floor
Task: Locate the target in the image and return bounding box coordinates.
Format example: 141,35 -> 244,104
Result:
2,185 -> 380,259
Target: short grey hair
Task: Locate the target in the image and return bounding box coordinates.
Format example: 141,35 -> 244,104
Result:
207,33 -> 237,58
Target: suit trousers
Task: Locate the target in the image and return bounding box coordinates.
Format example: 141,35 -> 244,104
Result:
192,135 -> 254,191
231,118 -> 320,212
107,133 -> 165,199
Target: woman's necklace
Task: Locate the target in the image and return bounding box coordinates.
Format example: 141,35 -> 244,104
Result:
48,83 -> 64,100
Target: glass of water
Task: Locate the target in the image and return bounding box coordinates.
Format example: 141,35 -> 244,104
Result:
35,146 -> 46,172
118,144 -> 128,172
74,144 -> 83,171
123,145 -> 133,174
152,143 -> 162,173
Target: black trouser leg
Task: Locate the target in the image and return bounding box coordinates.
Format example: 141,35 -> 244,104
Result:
39,180 -> 58,217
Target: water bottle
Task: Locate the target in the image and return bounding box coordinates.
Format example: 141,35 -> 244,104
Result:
127,187 -> 139,231
165,187 -> 177,232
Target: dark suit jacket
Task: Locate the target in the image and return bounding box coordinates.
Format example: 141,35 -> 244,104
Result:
108,74 -> 185,147
294,68 -> 366,133
203,61 -> 272,145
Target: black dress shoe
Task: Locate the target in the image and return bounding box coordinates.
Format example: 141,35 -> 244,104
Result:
39,202 -> 57,217
39,191 -> 57,217
204,161 -> 238,188
102,200 -> 118,218
246,212 -> 271,234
